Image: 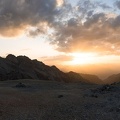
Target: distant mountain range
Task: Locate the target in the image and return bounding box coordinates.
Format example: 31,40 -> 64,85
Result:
80,73 -> 103,84
0,54 -> 120,84
104,73 -> 120,84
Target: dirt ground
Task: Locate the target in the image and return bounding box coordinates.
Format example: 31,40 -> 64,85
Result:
0,79 -> 119,120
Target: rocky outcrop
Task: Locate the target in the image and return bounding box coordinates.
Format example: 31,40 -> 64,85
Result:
0,54 -> 86,83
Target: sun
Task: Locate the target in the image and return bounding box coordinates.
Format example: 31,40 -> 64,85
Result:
69,52 -> 97,65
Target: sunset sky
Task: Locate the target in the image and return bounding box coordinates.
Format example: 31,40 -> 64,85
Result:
0,0 -> 120,78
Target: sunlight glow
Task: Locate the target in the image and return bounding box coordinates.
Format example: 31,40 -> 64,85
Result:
56,0 -> 64,7
63,52 -> 120,66
68,52 -> 98,65
71,53 -> 97,65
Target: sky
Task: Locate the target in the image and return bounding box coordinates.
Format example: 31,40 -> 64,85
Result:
0,0 -> 120,79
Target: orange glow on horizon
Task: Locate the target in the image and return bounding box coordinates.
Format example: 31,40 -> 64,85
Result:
62,52 -> 120,66
68,52 -> 97,65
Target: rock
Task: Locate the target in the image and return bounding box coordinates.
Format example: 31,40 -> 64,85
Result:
15,82 -> 26,88
109,106 -> 120,113
116,108 -> 120,112
91,94 -> 98,98
91,85 -> 115,94
100,85 -> 112,91
58,95 -> 63,98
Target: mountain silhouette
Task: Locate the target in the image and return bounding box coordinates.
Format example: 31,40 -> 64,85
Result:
0,54 -> 88,83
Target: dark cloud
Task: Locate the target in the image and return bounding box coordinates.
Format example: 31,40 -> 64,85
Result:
98,3 -> 111,9
115,1 -> 120,9
51,12 -> 120,54
52,13 -> 120,53
1,0 -> 120,56
0,0 -> 59,36
87,10 -> 94,17
77,0 -> 95,12
110,15 -> 120,28
47,0 -> 120,55
84,13 -> 106,27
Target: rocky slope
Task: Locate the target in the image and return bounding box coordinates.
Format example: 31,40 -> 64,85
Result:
104,73 -> 120,84
80,73 -> 103,84
0,54 -> 86,83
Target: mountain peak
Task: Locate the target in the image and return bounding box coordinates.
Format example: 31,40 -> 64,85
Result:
6,54 -> 18,64
6,54 -> 16,58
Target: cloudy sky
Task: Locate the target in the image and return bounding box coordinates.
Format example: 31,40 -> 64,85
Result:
0,0 -> 120,78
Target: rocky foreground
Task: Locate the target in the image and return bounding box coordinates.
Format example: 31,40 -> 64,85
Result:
0,79 -> 120,120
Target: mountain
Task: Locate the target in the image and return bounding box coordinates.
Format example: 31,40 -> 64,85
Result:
0,54 -> 87,83
104,73 -> 120,84
80,73 -> 103,84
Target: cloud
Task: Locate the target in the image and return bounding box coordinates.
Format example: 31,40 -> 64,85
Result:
1,0 -> 120,56
115,1 -> 120,9
40,54 -> 73,65
0,0 -> 60,36
98,3 -> 111,9
48,0 -> 120,55
51,13 -> 120,54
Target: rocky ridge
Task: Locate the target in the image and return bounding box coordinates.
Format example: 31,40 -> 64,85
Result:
0,54 -> 86,83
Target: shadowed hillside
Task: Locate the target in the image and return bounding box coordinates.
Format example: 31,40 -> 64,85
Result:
0,54 -> 88,83
104,73 -> 120,84
80,73 -> 103,84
